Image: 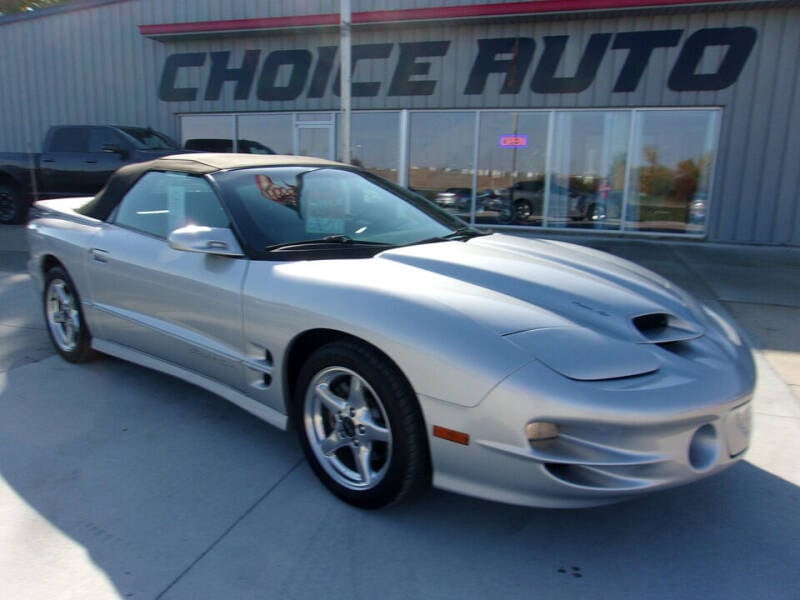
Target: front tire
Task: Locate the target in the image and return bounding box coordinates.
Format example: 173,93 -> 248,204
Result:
0,184 -> 26,225
295,341 -> 429,509
44,266 -> 97,363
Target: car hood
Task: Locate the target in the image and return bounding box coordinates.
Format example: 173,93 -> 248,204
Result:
269,233 -> 740,387
374,233 -> 704,343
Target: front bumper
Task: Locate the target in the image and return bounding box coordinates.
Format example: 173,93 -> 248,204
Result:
423,342 -> 755,508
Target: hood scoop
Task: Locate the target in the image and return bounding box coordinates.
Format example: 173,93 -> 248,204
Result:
632,313 -> 703,344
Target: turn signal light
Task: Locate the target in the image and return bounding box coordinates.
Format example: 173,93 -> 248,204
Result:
433,425 -> 470,446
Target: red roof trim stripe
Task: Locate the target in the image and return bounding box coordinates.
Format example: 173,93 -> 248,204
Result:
139,1 -> 741,36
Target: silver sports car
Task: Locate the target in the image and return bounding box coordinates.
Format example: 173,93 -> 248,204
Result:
28,154 -> 755,509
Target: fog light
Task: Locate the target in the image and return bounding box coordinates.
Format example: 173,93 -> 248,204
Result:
526,421 -> 559,442
688,424 -> 719,471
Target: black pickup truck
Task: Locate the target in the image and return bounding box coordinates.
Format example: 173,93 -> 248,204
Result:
0,125 -> 186,224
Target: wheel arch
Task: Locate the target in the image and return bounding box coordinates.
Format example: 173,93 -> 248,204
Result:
286,327 -> 433,506
0,171 -> 28,224
41,254 -> 64,277
283,328 -> 426,430
0,169 -> 27,189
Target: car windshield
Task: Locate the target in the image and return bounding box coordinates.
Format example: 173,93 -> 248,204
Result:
212,166 -> 467,256
117,126 -> 179,150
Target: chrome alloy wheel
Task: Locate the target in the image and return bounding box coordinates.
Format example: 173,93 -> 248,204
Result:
303,366 -> 393,491
46,277 -> 81,353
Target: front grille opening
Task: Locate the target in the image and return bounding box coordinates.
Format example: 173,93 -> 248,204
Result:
544,463 -> 618,488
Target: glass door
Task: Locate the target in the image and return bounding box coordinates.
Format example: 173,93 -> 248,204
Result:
295,123 -> 335,160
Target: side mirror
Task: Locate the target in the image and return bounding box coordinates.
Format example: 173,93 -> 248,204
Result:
101,144 -> 129,158
168,225 -> 244,257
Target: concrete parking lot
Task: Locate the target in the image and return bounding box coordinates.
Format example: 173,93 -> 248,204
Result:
1,223 -> 799,600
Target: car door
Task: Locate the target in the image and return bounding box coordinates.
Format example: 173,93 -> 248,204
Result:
85,170 -> 248,392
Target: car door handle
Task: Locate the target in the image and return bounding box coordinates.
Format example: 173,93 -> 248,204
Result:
90,248 -> 110,263
86,160 -> 98,164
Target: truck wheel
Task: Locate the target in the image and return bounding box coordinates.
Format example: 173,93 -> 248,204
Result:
0,184 -> 26,224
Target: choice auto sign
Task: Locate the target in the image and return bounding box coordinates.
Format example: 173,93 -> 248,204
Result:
158,27 -> 757,102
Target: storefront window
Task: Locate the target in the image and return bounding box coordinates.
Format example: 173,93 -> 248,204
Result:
409,112 -> 475,215
476,111 -> 550,226
237,113 -> 293,155
550,111 -> 629,230
339,112 -> 400,182
179,108 -> 719,237
626,110 -> 719,233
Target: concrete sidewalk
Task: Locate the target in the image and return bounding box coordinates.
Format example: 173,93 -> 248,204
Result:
1,224 -> 798,600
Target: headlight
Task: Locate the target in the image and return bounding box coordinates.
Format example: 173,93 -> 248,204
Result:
507,327 -> 660,381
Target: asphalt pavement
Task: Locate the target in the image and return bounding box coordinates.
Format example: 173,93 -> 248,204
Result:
1,223 -> 798,600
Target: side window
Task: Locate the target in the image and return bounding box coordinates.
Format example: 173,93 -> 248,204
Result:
88,128 -> 124,153
114,172 -> 228,238
48,128 -> 89,152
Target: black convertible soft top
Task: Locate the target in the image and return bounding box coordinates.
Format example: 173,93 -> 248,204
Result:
77,153 -> 342,221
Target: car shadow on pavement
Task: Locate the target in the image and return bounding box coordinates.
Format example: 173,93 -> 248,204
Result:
1,356 -> 798,600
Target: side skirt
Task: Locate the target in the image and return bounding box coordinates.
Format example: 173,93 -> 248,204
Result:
92,338 -> 289,430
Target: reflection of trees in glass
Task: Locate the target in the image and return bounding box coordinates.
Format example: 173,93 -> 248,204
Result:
640,147 -> 676,199
675,156 -> 710,202
639,147 -> 711,204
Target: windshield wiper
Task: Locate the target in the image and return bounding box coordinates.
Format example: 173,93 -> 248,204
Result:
439,226 -> 488,241
265,236 -> 393,251
407,227 -> 489,247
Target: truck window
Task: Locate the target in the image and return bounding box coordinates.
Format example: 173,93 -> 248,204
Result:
49,127 -> 89,153
89,128 -> 124,153
117,126 -> 178,150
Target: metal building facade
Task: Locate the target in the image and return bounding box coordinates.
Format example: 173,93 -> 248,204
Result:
1,0 -> 798,245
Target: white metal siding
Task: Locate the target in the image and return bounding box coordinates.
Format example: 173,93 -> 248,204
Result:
1,0 -> 798,245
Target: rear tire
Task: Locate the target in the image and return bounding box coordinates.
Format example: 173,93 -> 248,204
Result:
514,199 -> 533,222
294,340 -> 429,509
0,184 -> 26,225
44,266 -> 97,363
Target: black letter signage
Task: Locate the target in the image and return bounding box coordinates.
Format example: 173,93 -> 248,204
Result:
668,27 -> 757,91
464,38 -> 535,95
256,50 -> 312,101
308,46 -> 337,98
388,41 -> 450,96
531,34 -> 612,94
156,27 -> 758,103
611,30 -> 681,92
334,43 -> 393,97
159,53 -> 205,102
205,51 -> 260,101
